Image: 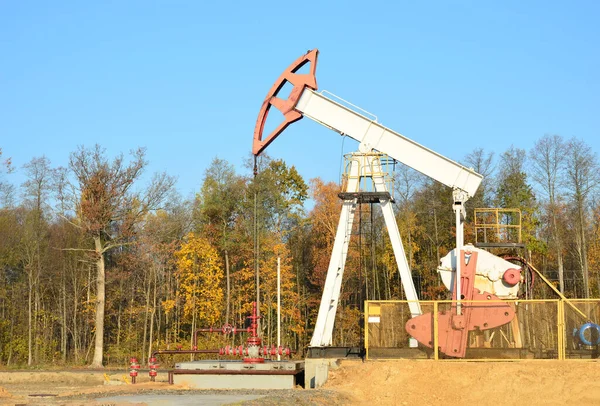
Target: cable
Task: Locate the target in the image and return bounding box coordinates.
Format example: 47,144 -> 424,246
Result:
338,136 -> 346,186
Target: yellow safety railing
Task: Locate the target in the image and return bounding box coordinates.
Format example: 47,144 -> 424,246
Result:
474,208 -> 522,245
365,298 -> 600,362
341,152 -> 395,195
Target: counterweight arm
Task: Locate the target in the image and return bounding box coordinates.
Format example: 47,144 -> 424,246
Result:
295,89 -> 482,198
253,48 -> 483,199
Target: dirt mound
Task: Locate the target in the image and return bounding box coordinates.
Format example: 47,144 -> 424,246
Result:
0,387 -> 11,398
0,371 -> 104,385
325,359 -> 600,405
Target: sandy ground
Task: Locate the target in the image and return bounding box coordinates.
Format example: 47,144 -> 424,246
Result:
1,360 -> 600,405
0,370 -> 346,405
326,359 -> 600,406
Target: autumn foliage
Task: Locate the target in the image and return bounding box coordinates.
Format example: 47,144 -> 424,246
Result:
1,135 -> 600,366
173,233 -> 224,326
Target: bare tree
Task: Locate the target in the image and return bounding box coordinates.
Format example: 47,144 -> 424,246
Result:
394,164 -> 425,205
67,145 -> 175,367
21,156 -> 52,365
463,148 -> 495,206
494,146 -> 538,260
529,135 -> 567,293
564,138 -> 600,298
394,164 -> 425,268
0,148 -> 15,208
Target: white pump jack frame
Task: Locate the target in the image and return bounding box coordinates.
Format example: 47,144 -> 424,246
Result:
310,154 -> 422,347
293,89 -> 483,347
295,89 -> 483,197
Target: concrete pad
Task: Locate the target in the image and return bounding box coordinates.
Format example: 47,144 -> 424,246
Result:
304,358 -> 341,388
97,393 -> 265,405
173,373 -> 296,389
176,359 -> 304,371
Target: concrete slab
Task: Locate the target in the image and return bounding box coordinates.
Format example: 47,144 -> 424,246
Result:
96,393 -> 265,405
171,360 -> 304,389
176,359 -> 304,371
304,358 -> 341,388
173,373 -> 297,389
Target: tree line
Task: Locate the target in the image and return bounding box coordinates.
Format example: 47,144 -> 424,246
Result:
0,134 -> 599,367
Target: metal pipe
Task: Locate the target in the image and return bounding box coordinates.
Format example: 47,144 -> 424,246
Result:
152,349 -> 221,359
433,301 -> 439,360
455,208 -> 462,315
277,257 -> 281,361
171,369 -> 301,376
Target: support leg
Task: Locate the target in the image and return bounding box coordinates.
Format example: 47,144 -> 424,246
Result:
371,158 -> 421,317
310,161 -> 360,347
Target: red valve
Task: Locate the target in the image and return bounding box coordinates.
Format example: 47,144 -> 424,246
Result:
129,357 -> 140,384
148,356 -> 159,382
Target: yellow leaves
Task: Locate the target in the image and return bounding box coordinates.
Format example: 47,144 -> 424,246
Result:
256,240 -> 304,335
174,232 -> 224,326
161,299 -> 176,315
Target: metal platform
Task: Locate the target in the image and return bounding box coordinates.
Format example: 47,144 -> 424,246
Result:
307,346 -> 364,359
474,242 -> 526,249
171,360 -> 304,389
338,191 -> 393,204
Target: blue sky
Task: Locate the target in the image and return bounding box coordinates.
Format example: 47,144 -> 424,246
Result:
1,1 -> 598,199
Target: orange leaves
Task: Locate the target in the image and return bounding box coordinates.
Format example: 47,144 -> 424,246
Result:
309,178 -> 341,242
0,147 -> 13,174
307,178 -> 342,288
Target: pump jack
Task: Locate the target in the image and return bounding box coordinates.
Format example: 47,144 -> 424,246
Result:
253,49 -> 521,358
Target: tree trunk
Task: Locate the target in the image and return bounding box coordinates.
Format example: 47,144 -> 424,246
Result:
580,210 -> 590,299
86,263 -> 92,356
34,235 -> 42,363
254,191 -> 261,335
551,205 -> 565,294
142,270 -> 151,362
225,251 -> 230,325
73,272 -> 80,363
90,236 -> 105,368
117,301 -> 122,347
28,272 -> 33,366
62,273 -> 67,363
557,251 -> 565,295
148,265 -> 158,362
34,279 -> 40,363
433,205 -> 440,264
576,203 -> 590,298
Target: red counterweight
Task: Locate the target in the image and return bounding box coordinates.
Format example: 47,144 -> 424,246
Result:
406,250 -> 516,357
